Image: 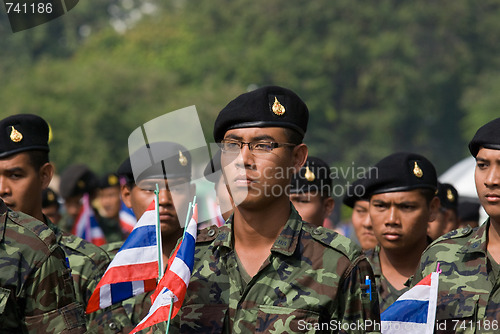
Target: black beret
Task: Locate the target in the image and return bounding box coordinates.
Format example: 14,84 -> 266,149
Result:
290,156 -> 332,197
213,85 -> 309,142
0,114 -> 50,158
343,177 -> 369,208
59,164 -> 98,199
458,201 -> 480,222
118,141 -> 192,184
436,182 -> 459,211
42,187 -> 60,209
469,117 -> 500,157
363,152 -> 437,197
203,149 -> 222,183
99,172 -> 120,189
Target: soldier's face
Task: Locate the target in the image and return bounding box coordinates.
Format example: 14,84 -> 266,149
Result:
98,186 -> 121,218
369,190 -> 438,251
475,147 -> 500,224
220,127 -> 307,210
0,152 -> 52,221
351,200 -> 378,250
290,192 -> 333,227
122,177 -> 194,236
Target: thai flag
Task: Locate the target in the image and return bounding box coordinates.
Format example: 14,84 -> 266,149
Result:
86,199 -> 159,314
381,271 -> 440,334
130,204 -> 198,334
72,193 -> 106,246
119,200 -> 137,235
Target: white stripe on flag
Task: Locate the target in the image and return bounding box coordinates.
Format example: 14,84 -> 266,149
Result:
105,245 -> 157,270
99,284 -> 112,309
132,280 -> 145,295
382,321 -> 427,334
396,285 -> 431,302
170,257 -> 191,286
426,272 -> 439,333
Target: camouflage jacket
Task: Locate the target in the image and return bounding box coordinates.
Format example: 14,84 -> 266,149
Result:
413,220 -> 500,334
169,206 -> 380,333
0,201 -> 86,333
46,220 -> 134,333
365,246 -> 409,313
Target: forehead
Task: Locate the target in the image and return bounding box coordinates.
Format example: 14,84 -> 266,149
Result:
370,189 -> 424,202
223,127 -> 288,141
476,147 -> 500,161
0,152 -> 32,169
136,177 -> 190,188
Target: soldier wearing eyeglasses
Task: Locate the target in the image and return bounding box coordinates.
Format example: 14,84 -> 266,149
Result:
165,86 -> 380,333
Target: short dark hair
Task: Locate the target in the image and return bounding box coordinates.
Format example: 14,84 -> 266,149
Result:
418,188 -> 437,205
283,128 -> 303,145
26,150 -> 49,171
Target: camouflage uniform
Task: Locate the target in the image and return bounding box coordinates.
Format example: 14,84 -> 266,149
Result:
0,201 -> 86,333
365,246 -> 409,313
414,220 -> 500,333
46,219 -> 134,333
171,206 -> 380,333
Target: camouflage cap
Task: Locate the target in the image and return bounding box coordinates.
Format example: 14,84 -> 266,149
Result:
436,182 -> 459,211
0,114 -> 50,158
213,85 -> 309,142
289,156 -> 332,197
469,117 -> 500,157
117,141 -> 192,184
363,152 -> 437,197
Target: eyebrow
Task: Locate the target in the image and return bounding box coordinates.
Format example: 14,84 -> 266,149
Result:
4,167 -> 25,174
224,134 -> 277,142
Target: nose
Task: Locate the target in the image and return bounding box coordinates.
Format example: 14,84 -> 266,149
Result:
484,165 -> 500,188
235,144 -> 255,169
385,205 -> 400,226
158,188 -> 174,207
0,176 -> 10,197
362,215 -> 372,229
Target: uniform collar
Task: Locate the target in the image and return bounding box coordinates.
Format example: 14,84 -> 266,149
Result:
458,220 -> 489,255
0,200 -> 7,242
213,204 -> 303,258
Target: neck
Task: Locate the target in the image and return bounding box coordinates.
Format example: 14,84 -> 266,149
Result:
487,219 -> 500,263
161,229 -> 184,267
233,196 -> 291,248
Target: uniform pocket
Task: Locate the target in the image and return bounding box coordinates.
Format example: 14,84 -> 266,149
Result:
435,292 -> 478,334
0,287 -> 10,325
256,305 -> 321,334
180,303 -> 228,333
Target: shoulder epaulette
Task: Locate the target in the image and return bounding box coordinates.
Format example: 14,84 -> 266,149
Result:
10,210 -> 56,252
196,225 -> 220,243
434,226 -> 474,242
303,223 -> 362,262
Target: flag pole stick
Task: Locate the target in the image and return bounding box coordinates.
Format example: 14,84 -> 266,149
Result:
165,297 -> 175,334
155,184 -> 164,280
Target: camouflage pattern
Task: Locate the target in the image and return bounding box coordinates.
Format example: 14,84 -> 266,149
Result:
165,206 -> 380,333
0,200 -> 86,333
413,220 -> 500,334
99,216 -> 125,243
365,246 -> 409,313
46,219 -> 134,333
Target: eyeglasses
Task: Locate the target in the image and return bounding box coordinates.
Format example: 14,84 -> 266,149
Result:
219,139 -> 296,154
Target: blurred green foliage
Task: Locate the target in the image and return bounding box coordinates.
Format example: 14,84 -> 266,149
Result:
1,0 -> 499,181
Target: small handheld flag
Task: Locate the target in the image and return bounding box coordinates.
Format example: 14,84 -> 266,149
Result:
381,268 -> 440,334
130,203 -> 198,334
86,199 -> 159,313
72,193 -> 106,246
119,200 -> 137,235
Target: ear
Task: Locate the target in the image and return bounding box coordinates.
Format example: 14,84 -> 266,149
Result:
323,197 -> 335,219
121,184 -> 133,208
428,196 -> 440,222
292,144 -> 308,173
39,163 -> 54,189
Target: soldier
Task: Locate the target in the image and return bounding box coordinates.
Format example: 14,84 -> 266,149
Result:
170,86 -> 380,333
289,156 -> 335,227
362,152 -> 439,312
343,178 -> 378,251
0,114 -> 133,332
114,141 -> 196,328
97,172 -> 127,240
0,115 -> 86,333
427,182 -> 459,240
42,187 -> 63,225
413,117 -> 500,332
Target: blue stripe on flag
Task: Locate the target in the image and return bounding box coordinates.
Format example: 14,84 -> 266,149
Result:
176,232 -> 195,271
381,299 -> 429,324
120,225 -> 157,251
110,281 -> 133,305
